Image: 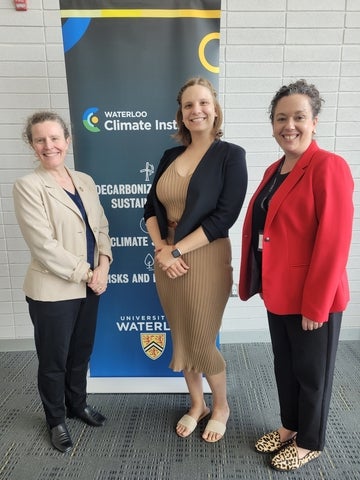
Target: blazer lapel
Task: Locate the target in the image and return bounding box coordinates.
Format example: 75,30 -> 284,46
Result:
68,170 -> 93,216
266,141 -> 318,227
266,167 -> 305,226
35,165 -> 83,218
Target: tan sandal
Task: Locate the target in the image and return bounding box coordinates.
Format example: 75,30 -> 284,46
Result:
176,410 -> 210,438
202,419 -> 226,443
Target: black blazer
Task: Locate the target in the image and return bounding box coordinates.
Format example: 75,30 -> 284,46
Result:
144,140 -> 247,243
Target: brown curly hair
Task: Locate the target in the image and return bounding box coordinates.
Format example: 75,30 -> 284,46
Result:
269,79 -> 324,123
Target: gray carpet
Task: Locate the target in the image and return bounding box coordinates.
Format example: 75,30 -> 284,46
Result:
0,342 -> 359,480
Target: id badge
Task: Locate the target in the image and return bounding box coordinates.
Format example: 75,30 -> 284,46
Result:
258,231 -> 263,251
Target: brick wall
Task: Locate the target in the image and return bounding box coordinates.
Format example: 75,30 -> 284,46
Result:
0,0 -> 359,341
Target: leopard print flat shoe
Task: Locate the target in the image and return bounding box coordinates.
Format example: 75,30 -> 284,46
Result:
255,430 -> 295,453
270,443 -> 321,471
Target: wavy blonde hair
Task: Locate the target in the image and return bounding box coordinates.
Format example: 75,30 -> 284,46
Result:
173,77 -> 223,146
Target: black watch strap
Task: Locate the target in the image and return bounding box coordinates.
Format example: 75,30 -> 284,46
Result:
171,248 -> 182,258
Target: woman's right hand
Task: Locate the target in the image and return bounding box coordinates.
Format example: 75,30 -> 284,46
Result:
302,316 -> 324,331
155,245 -> 189,274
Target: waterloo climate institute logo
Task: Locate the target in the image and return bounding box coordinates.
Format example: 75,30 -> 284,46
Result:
82,107 -> 100,132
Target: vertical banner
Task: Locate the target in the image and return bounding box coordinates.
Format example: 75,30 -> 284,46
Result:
60,0 -> 221,392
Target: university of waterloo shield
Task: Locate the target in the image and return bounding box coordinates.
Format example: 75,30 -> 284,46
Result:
140,333 -> 166,360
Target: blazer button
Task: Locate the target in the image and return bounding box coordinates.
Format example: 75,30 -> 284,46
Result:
264,237 -> 270,242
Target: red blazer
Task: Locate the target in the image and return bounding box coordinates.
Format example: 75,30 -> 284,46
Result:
239,141 -> 354,323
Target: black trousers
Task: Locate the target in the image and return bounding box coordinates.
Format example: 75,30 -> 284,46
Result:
27,289 -> 99,428
267,311 -> 342,451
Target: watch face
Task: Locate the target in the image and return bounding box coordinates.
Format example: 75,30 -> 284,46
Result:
171,249 -> 181,258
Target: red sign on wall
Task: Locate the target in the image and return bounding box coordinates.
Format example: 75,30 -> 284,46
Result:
14,0 -> 28,11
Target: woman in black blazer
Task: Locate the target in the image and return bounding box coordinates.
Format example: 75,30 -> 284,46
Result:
144,77 -> 247,443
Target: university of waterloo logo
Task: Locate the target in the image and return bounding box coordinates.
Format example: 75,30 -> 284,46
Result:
140,333 -> 166,360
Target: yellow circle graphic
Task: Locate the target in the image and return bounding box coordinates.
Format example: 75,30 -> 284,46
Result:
198,32 -> 220,73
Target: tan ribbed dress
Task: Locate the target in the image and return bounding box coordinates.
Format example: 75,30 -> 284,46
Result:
155,162 -> 232,376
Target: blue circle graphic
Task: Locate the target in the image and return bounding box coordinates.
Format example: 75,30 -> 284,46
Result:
62,18 -> 91,53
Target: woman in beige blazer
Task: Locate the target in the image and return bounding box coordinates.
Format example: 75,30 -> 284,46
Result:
13,111 -> 112,453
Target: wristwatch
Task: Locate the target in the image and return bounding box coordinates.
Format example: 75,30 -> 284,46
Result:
171,248 -> 182,258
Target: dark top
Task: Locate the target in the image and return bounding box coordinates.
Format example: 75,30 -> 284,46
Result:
65,189 -> 95,268
251,169 -> 289,272
144,140 -> 248,243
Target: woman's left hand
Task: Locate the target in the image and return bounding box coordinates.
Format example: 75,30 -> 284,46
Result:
88,262 -> 109,295
302,316 -> 324,331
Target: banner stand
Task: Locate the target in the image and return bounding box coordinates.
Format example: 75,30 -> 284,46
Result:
60,1 -> 221,391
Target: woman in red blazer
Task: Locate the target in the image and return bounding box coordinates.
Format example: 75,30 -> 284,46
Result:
239,80 -> 354,471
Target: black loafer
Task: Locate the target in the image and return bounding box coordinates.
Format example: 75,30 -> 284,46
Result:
67,405 -> 106,427
49,423 -> 73,453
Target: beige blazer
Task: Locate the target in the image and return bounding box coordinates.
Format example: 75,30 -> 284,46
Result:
13,165 -> 113,301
